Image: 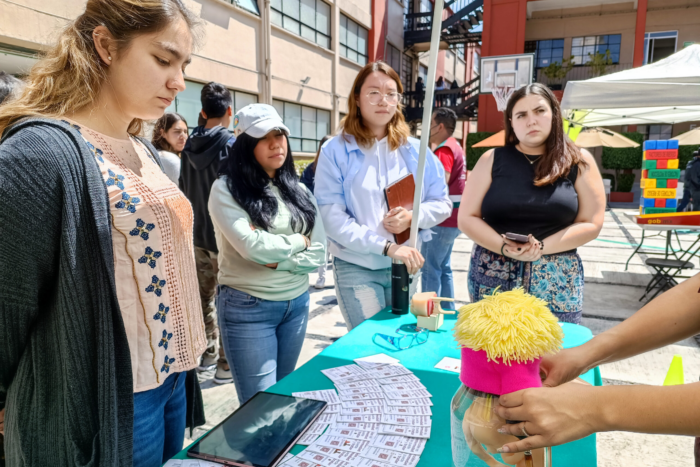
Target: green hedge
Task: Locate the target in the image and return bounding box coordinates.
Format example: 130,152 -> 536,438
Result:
601,132 -> 644,171
294,159 -> 312,177
466,132 -> 496,171
617,173 -> 635,193
679,144 -> 700,168
601,132 -> 644,192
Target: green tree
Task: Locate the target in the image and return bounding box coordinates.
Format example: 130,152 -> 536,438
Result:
587,50 -> 613,77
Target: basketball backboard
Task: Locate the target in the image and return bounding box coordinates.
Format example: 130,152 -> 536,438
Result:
479,53 -> 534,94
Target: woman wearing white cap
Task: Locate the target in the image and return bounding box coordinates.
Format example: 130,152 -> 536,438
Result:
208,104 -> 326,403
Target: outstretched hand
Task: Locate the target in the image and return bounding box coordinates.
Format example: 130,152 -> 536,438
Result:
493,380 -> 601,454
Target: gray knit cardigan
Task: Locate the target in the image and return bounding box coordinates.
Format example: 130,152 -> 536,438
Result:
0,118 -> 204,467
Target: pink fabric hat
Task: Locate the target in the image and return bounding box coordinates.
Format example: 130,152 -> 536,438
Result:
460,348 -> 542,396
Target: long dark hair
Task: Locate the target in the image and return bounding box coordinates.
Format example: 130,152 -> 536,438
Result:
504,83 -> 587,187
219,133 -> 316,235
152,112 -> 187,153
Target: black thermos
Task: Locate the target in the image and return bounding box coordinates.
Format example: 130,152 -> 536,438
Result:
391,259 -> 410,315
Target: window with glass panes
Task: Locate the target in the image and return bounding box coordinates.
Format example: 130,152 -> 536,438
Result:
231,0 -> 259,14
385,43 -> 401,74
272,100 -> 330,153
571,34 -> 621,65
340,14 -> 368,65
270,0 -> 330,49
525,39 -> 564,69
165,81 -> 257,131
647,124 -> 673,141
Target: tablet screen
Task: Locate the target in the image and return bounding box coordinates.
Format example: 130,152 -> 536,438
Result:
188,392 -> 327,467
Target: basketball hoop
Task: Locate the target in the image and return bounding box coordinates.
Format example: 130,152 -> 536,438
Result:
478,53 -> 535,113
492,85 -> 514,112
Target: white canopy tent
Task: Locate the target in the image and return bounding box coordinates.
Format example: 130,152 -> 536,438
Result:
561,44 -> 700,127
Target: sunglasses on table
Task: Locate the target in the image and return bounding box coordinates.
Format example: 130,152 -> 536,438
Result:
372,326 -> 429,351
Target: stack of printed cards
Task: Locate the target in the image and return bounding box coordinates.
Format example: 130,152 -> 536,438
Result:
281,355 -> 432,467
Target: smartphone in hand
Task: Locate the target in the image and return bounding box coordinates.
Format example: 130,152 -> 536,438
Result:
505,232 -> 530,243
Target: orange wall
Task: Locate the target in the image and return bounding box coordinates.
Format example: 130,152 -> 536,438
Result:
478,0 -> 528,132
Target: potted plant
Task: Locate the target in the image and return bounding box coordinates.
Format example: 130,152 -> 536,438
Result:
601,132 -> 644,203
541,56 -> 574,91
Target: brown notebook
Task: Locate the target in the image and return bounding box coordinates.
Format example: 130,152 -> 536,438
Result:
384,173 -> 415,245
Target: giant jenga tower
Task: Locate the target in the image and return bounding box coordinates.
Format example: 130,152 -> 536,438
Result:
640,139 -> 681,215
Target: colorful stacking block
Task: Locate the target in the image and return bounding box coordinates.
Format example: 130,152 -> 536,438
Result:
645,149 -> 678,160
644,188 -> 677,199
668,140 -> 680,149
637,139 -> 681,216
648,169 -> 681,179
640,178 -> 656,189
642,207 -> 677,214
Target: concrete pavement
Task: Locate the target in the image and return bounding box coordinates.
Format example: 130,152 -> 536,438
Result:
192,208 -> 700,466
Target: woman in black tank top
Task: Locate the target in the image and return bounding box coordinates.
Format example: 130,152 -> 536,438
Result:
458,84 -> 606,323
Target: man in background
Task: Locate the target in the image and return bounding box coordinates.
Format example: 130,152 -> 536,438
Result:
180,82 -> 235,384
420,108 -> 465,310
685,149 -> 700,212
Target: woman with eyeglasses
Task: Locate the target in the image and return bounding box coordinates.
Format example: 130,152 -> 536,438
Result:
314,61 -> 451,331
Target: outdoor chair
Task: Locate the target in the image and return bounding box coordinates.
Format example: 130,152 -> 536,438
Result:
640,258 -> 694,302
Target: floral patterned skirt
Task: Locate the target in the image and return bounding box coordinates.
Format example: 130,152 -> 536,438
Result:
467,244 -> 584,324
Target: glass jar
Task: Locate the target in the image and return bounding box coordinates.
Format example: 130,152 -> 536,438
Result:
450,384 -> 552,467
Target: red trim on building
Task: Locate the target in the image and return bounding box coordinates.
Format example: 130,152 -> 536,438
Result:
368,0 -> 389,62
633,0 -> 648,67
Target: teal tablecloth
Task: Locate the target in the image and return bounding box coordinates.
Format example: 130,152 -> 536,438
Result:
172,310 -> 600,466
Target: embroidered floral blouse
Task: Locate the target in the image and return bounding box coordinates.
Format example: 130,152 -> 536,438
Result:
64,120 -> 207,393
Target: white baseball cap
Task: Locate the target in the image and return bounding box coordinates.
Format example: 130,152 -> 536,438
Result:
233,104 -> 290,138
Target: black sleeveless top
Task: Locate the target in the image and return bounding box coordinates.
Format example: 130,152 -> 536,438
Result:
481,145 -> 579,242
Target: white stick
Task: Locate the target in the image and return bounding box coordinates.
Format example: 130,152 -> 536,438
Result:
409,0 -> 445,249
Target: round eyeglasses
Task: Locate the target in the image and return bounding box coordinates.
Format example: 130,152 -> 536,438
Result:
366,90 -> 402,106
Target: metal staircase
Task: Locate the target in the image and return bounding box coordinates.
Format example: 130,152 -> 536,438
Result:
402,1 -> 483,123
404,0 -> 483,49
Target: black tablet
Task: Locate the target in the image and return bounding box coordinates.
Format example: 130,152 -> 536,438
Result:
187,392 -> 327,467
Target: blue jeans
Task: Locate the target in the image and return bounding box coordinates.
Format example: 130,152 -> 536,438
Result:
420,226 -> 461,310
132,371 -> 187,467
217,285 -> 309,404
333,257 -> 418,331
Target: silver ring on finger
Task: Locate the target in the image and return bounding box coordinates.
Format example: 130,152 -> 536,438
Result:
521,424 -> 531,438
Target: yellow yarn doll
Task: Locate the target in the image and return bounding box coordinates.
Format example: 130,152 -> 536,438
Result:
453,288 -> 564,467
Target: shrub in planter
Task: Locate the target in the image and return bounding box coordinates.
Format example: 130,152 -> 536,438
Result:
616,173 -> 636,193
466,132 -> 496,171
601,132 -> 644,192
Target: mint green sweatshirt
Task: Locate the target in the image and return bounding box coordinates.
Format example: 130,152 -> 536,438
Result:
208,177 -> 326,301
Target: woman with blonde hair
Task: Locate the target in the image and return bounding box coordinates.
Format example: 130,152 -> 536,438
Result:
314,61 -> 451,330
0,1 -> 208,466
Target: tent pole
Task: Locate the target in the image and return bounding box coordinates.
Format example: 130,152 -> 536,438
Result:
409,0 -> 444,249
391,0 -> 444,315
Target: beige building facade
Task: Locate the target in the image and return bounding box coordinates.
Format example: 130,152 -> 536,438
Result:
0,0 -> 402,156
